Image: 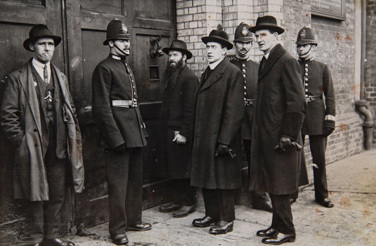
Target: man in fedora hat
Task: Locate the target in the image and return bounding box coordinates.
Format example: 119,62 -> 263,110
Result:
189,25 -> 244,235
248,16 -> 306,244
295,26 -> 336,208
1,24 -> 84,246
92,19 -> 151,245
230,22 -> 272,213
157,40 -> 199,218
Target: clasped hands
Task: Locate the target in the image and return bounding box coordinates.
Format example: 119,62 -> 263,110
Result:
274,137 -> 302,152
215,144 -> 236,159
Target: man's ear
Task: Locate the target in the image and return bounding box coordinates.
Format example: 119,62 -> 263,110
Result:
108,40 -> 114,48
29,43 -> 35,51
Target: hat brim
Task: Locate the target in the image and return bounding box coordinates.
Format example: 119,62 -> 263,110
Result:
202,36 -> 233,50
296,40 -> 318,46
162,47 -> 192,59
23,35 -> 61,52
103,36 -> 131,45
249,25 -> 284,34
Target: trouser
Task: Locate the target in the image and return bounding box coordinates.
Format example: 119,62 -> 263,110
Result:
171,179 -> 197,206
303,134 -> 329,200
202,188 -> 235,222
105,147 -> 143,236
269,194 -> 295,235
243,139 -> 270,205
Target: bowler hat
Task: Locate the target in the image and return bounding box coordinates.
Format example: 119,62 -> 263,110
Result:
234,22 -> 253,42
23,25 -> 61,52
103,19 -> 130,45
296,27 -> 317,45
202,25 -> 233,50
249,15 -> 284,34
163,40 -> 192,59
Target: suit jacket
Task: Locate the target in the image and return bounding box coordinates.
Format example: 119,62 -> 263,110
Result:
250,44 -> 306,195
1,60 -> 84,201
92,55 -> 147,149
188,58 -> 244,189
299,59 -> 336,135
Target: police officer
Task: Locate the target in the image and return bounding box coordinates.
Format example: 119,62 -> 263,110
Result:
230,22 -> 272,212
92,19 -> 151,245
296,27 -> 336,208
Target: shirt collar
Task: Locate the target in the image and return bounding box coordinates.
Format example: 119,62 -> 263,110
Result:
208,58 -> 224,70
32,58 -> 50,69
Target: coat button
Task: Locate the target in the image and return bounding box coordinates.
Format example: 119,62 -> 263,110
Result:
34,129 -> 38,132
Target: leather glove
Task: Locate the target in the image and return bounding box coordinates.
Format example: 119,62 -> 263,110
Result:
323,120 -> 335,137
215,144 -> 236,159
112,143 -> 126,153
274,137 -> 302,152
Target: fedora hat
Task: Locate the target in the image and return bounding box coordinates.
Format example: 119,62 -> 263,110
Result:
296,27 -> 317,45
249,15 -> 284,34
23,25 -> 61,51
163,40 -> 192,59
103,19 -> 130,45
202,25 -> 233,50
234,22 -> 253,42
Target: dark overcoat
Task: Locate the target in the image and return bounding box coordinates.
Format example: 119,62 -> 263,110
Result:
92,55 -> 147,149
189,58 -> 244,190
1,60 -> 84,201
158,65 -> 199,179
249,44 -> 306,195
230,58 -> 258,140
299,59 -> 336,135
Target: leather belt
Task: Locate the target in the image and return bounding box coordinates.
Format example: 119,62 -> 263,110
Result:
306,95 -> 322,103
111,99 -> 137,108
244,98 -> 255,106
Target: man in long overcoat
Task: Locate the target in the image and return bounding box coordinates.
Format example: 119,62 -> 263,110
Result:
249,16 -> 306,245
157,40 -> 199,218
92,19 -> 151,245
1,25 -> 84,246
189,26 -> 244,235
296,27 -> 336,208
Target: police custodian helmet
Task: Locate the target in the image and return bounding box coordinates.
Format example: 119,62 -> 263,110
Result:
234,22 -> 253,42
103,19 -> 130,45
296,27 -> 318,46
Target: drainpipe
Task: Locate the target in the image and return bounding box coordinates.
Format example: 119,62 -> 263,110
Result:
356,0 -> 374,150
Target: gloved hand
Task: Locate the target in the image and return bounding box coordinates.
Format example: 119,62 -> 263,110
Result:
215,144 -> 236,159
274,137 -> 302,152
113,143 -> 126,153
323,120 -> 335,137
172,132 -> 187,144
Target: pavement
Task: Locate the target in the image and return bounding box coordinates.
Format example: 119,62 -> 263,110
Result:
35,149 -> 376,245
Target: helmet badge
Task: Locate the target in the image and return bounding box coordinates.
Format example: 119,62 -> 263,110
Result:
241,26 -> 248,36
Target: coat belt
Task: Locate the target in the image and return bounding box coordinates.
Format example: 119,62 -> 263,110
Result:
306,95 -> 322,103
111,99 -> 137,108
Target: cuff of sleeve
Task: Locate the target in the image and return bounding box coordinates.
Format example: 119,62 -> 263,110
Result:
325,115 -> 336,121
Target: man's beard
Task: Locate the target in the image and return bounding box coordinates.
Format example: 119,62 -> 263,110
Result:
164,59 -> 184,87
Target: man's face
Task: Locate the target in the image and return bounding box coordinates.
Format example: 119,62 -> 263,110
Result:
206,42 -> 226,64
30,37 -> 55,64
111,39 -> 131,56
297,44 -> 313,56
168,50 -> 185,68
255,29 -> 277,54
235,41 -> 252,57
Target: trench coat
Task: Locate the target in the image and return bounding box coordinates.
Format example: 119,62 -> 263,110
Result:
249,44 -> 306,195
158,65 -> 199,179
188,58 -> 244,190
1,60 -> 84,201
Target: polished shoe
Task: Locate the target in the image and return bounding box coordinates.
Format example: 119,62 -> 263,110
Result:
111,234 -> 129,245
316,198 -> 334,208
256,227 -> 278,238
209,221 -> 234,235
253,201 -> 273,212
192,216 -> 218,227
172,205 -> 196,218
159,202 -> 181,213
39,238 -> 75,246
261,232 -> 295,245
128,223 -> 152,231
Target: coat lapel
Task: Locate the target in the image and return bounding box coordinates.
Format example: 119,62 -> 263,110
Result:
258,44 -> 286,80
199,59 -> 228,92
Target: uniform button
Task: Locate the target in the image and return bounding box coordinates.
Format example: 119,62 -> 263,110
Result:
305,77 -> 308,81
243,74 -> 246,77
305,83 -> 308,86
305,89 -> 308,92
305,68 -> 308,72
242,64 -> 245,67
305,94 -> 309,97
305,73 -> 308,76
305,63 -> 308,67
244,92 -> 247,95
242,69 -> 246,73
244,86 -> 247,89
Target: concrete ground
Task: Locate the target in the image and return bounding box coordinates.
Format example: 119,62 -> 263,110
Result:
42,149 -> 376,245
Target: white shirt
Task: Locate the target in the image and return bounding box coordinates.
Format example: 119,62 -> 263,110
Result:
32,58 -> 51,84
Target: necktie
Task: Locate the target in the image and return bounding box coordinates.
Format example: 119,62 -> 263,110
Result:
260,57 -> 267,70
44,65 -> 49,84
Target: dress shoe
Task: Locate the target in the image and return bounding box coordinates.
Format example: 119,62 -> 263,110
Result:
111,234 -> 129,245
39,238 -> 75,246
256,227 -> 278,238
209,221 -> 234,235
172,204 -> 196,218
192,216 -> 218,227
253,201 -> 273,212
128,223 -> 152,231
159,202 -> 181,213
261,232 -> 295,245
316,198 -> 334,208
